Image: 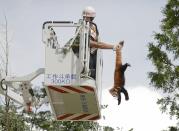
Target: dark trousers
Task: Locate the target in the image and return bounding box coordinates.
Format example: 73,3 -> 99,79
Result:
89,52 -> 97,79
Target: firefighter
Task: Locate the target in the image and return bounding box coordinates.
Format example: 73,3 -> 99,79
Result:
82,6 -> 122,79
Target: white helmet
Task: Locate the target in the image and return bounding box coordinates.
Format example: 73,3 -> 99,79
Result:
82,6 -> 96,18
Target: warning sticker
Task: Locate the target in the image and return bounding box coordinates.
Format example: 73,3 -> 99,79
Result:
45,73 -> 77,85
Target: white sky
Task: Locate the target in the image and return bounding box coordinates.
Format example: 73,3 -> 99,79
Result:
99,87 -> 176,131
0,0 -> 177,130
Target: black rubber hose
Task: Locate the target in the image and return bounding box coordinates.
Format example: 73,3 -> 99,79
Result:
0,79 -> 7,91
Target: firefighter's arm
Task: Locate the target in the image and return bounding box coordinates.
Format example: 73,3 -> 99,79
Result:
90,40 -> 123,50
90,40 -> 113,49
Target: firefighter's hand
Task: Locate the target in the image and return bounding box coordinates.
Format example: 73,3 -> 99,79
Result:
113,44 -> 118,51
113,41 -> 124,51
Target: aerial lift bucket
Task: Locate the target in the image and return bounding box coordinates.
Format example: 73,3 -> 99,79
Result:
45,47 -> 100,121
43,21 -> 102,121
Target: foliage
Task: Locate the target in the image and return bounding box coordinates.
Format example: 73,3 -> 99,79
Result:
0,104 -> 30,131
103,126 -> 114,131
147,0 -> 179,130
128,128 -> 134,131
162,126 -> 179,131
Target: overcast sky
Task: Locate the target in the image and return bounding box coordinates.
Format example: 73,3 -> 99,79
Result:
0,0 -> 177,130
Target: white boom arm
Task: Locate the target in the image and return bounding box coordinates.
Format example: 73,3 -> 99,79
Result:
0,68 -> 45,112
4,68 -> 44,83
